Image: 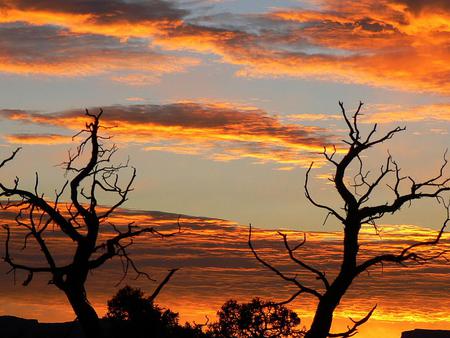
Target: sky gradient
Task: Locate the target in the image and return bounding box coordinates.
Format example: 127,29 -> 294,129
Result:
0,1 -> 449,337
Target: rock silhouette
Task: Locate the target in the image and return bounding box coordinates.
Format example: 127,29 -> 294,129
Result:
0,315 -> 85,338
401,329 -> 450,338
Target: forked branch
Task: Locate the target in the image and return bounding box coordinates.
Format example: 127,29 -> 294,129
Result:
357,203 -> 450,275
328,305 -> 377,338
278,231 -> 330,290
248,225 -> 322,301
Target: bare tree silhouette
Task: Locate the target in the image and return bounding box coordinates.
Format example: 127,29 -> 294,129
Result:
0,111 -> 178,338
249,102 -> 450,338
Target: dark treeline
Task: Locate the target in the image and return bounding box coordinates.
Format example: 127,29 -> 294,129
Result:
103,285 -> 304,338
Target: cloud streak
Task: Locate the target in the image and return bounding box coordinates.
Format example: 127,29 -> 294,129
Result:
0,22 -> 198,83
286,103 -> 450,124
0,0 -> 186,37
4,133 -> 72,145
0,206 -> 448,336
0,103 -> 333,168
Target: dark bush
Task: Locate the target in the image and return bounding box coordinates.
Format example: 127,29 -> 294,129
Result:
208,298 -> 304,338
105,285 -> 211,338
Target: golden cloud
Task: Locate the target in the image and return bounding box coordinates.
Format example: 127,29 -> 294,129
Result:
4,133 -> 72,145
0,103 -> 333,168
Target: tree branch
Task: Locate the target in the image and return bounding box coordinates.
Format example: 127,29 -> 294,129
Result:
357,204 -> 449,275
148,268 -> 179,303
278,231 -> 330,290
248,225 -> 322,300
305,163 -> 344,223
328,305 -> 377,338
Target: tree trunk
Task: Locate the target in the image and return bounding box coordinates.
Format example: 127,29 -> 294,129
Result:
304,275 -> 352,338
64,284 -> 102,338
304,297 -> 336,338
305,222 -> 360,338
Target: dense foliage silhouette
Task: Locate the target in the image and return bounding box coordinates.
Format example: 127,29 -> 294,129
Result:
106,286 -> 209,338
105,287 -> 304,338
207,298 -> 304,338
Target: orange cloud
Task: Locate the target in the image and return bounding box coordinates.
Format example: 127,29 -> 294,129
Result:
111,74 -> 160,86
138,1 -> 442,94
258,1 -> 450,93
0,1 -> 195,82
0,103 -> 333,168
0,206 -> 448,338
0,0 -> 186,38
0,0 -> 449,93
125,97 -> 146,102
4,133 -> 72,145
362,103 -> 450,123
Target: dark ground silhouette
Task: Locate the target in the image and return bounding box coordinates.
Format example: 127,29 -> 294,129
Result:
401,329 -> 450,338
1,315 -> 450,338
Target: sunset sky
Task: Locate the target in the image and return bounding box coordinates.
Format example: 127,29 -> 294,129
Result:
0,1 -> 449,337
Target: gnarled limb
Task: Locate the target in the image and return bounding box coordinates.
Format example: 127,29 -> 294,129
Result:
0,147 -> 21,169
357,203 -> 450,275
278,231 -> 330,290
249,225 -> 322,301
328,305 -> 377,338
305,163 -> 344,223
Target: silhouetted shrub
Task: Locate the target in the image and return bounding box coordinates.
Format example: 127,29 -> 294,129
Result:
208,298 -> 304,338
105,285 -> 211,338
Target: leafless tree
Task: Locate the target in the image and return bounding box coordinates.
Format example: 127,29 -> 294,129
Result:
249,102 -> 450,338
0,111 -> 178,338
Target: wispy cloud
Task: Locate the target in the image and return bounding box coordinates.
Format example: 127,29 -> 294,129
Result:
4,133 -> 72,144
286,103 -> 450,124
362,103 -> 450,123
0,22 -> 198,82
0,0 -> 186,37
260,0 -> 450,93
125,97 -> 146,102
